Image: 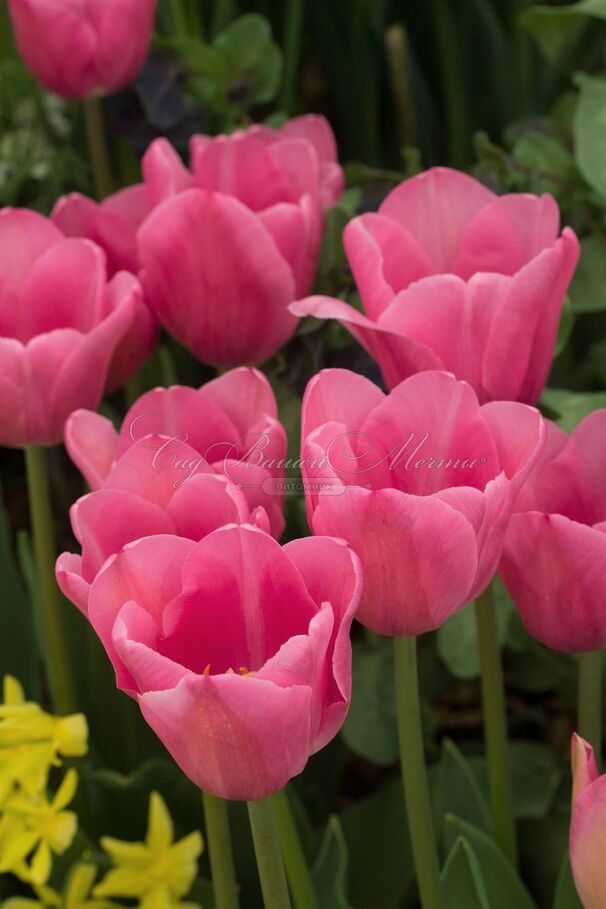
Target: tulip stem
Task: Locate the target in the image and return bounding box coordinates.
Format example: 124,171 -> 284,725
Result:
202,791 -> 240,909
272,789 -> 319,909
578,651 -> 603,769
280,0 -> 304,113
84,97 -> 114,199
393,635 -> 443,909
475,586 -> 517,866
248,798 -> 293,909
25,446 -> 76,716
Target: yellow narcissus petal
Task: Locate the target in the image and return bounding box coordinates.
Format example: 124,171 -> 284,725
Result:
98,837 -> 150,865
0,822 -> 39,872
51,769 -> 78,811
3,676 -> 25,706
65,862 -> 98,904
146,793 -> 173,852
30,841 -> 52,886
165,832 -> 204,896
93,866 -> 151,898
47,810 -> 78,854
140,885 -> 172,909
54,715 -> 88,758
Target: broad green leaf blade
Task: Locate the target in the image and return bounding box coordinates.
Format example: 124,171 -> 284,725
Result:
312,816 -> 351,909
470,742 -> 562,820
441,837 -> 491,909
444,816 -> 539,909
570,235 -> 606,312
574,74 -> 606,198
521,0 -> 606,63
341,639 -> 398,766
540,387 -> 606,431
437,599 -> 511,680
433,740 -> 493,836
554,853 -> 583,909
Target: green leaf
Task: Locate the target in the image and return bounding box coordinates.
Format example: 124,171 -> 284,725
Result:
570,234 -> 606,312
437,600 -> 511,680
553,852 -> 583,909
312,816 -> 351,909
574,73 -> 606,198
0,488 -> 39,696
521,0 -> 606,63
444,816 -> 539,909
341,638 -> 398,766
469,741 -> 562,820
555,295 -> 574,356
214,13 -> 283,106
442,837 -> 490,909
433,740 -> 493,837
340,779 -> 414,909
540,387 -> 606,431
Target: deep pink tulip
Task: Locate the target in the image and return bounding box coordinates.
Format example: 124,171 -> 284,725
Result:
499,410 -> 606,652
0,209 -> 138,447
137,115 -> 343,366
570,734 -> 606,909
292,167 -> 580,404
78,525 -> 361,799
300,369 -> 545,636
63,367 -> 287,538
51,187 -> 157,391
7,0 -> 157,100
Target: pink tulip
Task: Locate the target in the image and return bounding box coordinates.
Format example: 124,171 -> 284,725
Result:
291,167 -> 580,404
0,209 -> 138,447
499,410 -> 606,652
300,369 -> 545,636
7,0 -> 157,100
138,115 -> 343,366
570,734 -> 606,909
63,367 -> 287,537
78,524 -> 361,799
51,187 -> 157,391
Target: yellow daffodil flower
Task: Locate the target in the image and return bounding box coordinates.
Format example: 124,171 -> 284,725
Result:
2,863 -> 122,909
93,792 -> 203,904
0,769 -> 79,885
0,677 -> 87,800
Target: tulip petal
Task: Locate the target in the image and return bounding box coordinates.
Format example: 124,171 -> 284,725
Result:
65,410 -> 118,490
141,139 -> 193,206
56,553 -> 90,616
571,767 -> 606,909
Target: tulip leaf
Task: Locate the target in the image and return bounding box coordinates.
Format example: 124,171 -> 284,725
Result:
520,0 -> 606,63
574,73 -> 606,199
432,740 -> 493,838
441,837 -> 491,909
540,387 -> 606,431
214,14 -> 283,106
444,816 -> 539,909
341,638 -> 399,766
569,234 -> 606,312
0,489 -> 39,696
553,853 -> 583,909
469,741 -> 562,820
437,599 -> 511,680
312,816 -> 351,909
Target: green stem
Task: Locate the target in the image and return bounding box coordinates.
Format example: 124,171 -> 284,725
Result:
167,0 -> 188,38
430,0 -> 469,167
272,789 -> 318,909
247,798 -> 292,909
393,636 -> 443,909
279,0 -> 304,113
475,587 -> 517,866
25,446 -> 76,715
384,23 -> 417,148
125,371 -> 145,409
578,651 -> 603,768
202,791 -> 240,909
211,0 -> 232,37
83,97 -> 114,199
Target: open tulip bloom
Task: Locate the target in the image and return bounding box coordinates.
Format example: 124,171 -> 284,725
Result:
77,524 -> 361,801
571,734 -> 606,909
500,410 -> 606,653
57,368 -> 288,612
0,209 -> 140,448
300,368 -> 545,636
292,167 -> 579,404
7,0 -> 157,100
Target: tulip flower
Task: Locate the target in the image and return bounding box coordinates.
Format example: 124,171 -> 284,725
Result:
0,209 -> 138,448
76,524 -> 361,800
7,0 -> 157,100
499,410 -> 606,652
138,115 -> 343,366
51,188 -> 157,391
300,368 -> 545,636
291,167 -> 579,404
63,366 -> 286,530
570,734 -> 606,909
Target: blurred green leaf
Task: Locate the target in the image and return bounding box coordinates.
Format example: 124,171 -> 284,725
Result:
433,740 -> 492,837
442,837 -> 490,909
521,0 -> 606,63
437,600 -> 511,680
312,816 -> 351,909
215,13 -> 283,106
553,853 -> 583,908
574,73 -> 606,198
470,742 -> 562,820
341,638 -> 398,766
540,387 -> 606,430
570,235 -> 606,312
444,816 -> 539,909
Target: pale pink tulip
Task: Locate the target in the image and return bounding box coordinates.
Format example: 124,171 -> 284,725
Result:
8,0 -> 157,100
292,167 -> 579,404
500,410 -> 606,652
79,525 -> 361,799
0,209 -> 138,447
300,369 -> 545,635
570,734 -> 606,909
